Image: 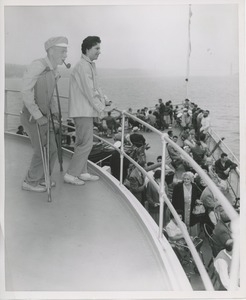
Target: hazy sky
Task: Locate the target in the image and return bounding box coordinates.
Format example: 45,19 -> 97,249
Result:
4,2 -> 240,76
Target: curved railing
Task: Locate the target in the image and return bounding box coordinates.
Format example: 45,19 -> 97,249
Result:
117,111 -> 240,291
47,109 -> 240,291
4,89 -> 240,291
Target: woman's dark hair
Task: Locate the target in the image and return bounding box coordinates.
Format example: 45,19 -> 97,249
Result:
81,36 -> 101,54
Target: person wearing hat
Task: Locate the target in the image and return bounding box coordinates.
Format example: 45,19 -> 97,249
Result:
64,36 -> 111,185
129,127 -> 146,148
21,36 -> 68,192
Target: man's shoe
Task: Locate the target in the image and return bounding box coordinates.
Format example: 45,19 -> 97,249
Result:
40,180 -> 56,188
22,181 -> 47,192
64,173 -> 85,185
79,173 -> 99,181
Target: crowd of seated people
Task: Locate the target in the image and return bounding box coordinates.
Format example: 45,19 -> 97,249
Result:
107,99 -> 239,289
92,111 -> 122,138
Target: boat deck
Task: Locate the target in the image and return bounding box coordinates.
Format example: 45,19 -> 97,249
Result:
4,133 -> 184,292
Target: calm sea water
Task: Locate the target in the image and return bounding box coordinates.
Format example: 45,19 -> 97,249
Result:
5,72 -> 239,158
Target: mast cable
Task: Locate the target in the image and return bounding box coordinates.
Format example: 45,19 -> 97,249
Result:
185,4 -> 192,100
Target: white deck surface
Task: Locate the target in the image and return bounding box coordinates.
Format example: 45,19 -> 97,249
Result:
4,134 -> 175,292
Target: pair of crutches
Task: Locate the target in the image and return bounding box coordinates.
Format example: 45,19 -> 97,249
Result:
36,85 -> 64,202
36,116 -> 52,202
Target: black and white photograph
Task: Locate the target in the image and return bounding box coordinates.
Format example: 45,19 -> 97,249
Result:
0,0 -> 245,299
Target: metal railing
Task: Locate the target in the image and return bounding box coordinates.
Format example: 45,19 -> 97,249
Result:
117,111 -> 240,291
4,88 -> 240,291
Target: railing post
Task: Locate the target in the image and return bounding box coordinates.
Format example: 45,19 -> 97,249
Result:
158,133 -> 167,239
5,90 -> 8,130
119,112 -> 126,185
229,217 -> 240,290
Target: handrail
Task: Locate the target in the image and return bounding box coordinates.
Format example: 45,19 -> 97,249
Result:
52,114 -> 237,290
84,123 -> 214,289
4,88 -> 240,290
119,111 -> 240,290
5,88 -> 69,100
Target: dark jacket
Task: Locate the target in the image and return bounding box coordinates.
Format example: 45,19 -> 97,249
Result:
146,180 -> 160,212
172,182 -> 201,226
215,158 -> 237,180
110,150 -> 130,181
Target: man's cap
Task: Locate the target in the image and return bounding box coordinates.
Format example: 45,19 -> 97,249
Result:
44,36 -> 68,51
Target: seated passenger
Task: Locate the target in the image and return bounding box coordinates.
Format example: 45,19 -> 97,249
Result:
180,128 -> 190,142
144,162 -> 155,187
207,158 -> 228,191
146,169 -> 162,224
191,140 -> 207,166
214,240 -> 239,290
166,209 -> 187,245
101,111 -> 120,136
166,135 -> 184,168
200,186 -> 218,227
212,205 -> 232,257
181,146 -> 195,173
146,110 -> 157,128
215,153 -> 238,181
113,127 -> 131,145
199,133 -> 211,156
183,132 -> 196,149
127,108 -> 139,129
127,160 -> 146,206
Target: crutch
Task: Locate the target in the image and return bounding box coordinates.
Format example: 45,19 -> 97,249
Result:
36,118 -> 52,202
55,84 -> 63,171
50,110 -> 63,172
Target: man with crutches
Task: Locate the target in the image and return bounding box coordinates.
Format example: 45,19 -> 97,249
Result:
21,36 -> 68,195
